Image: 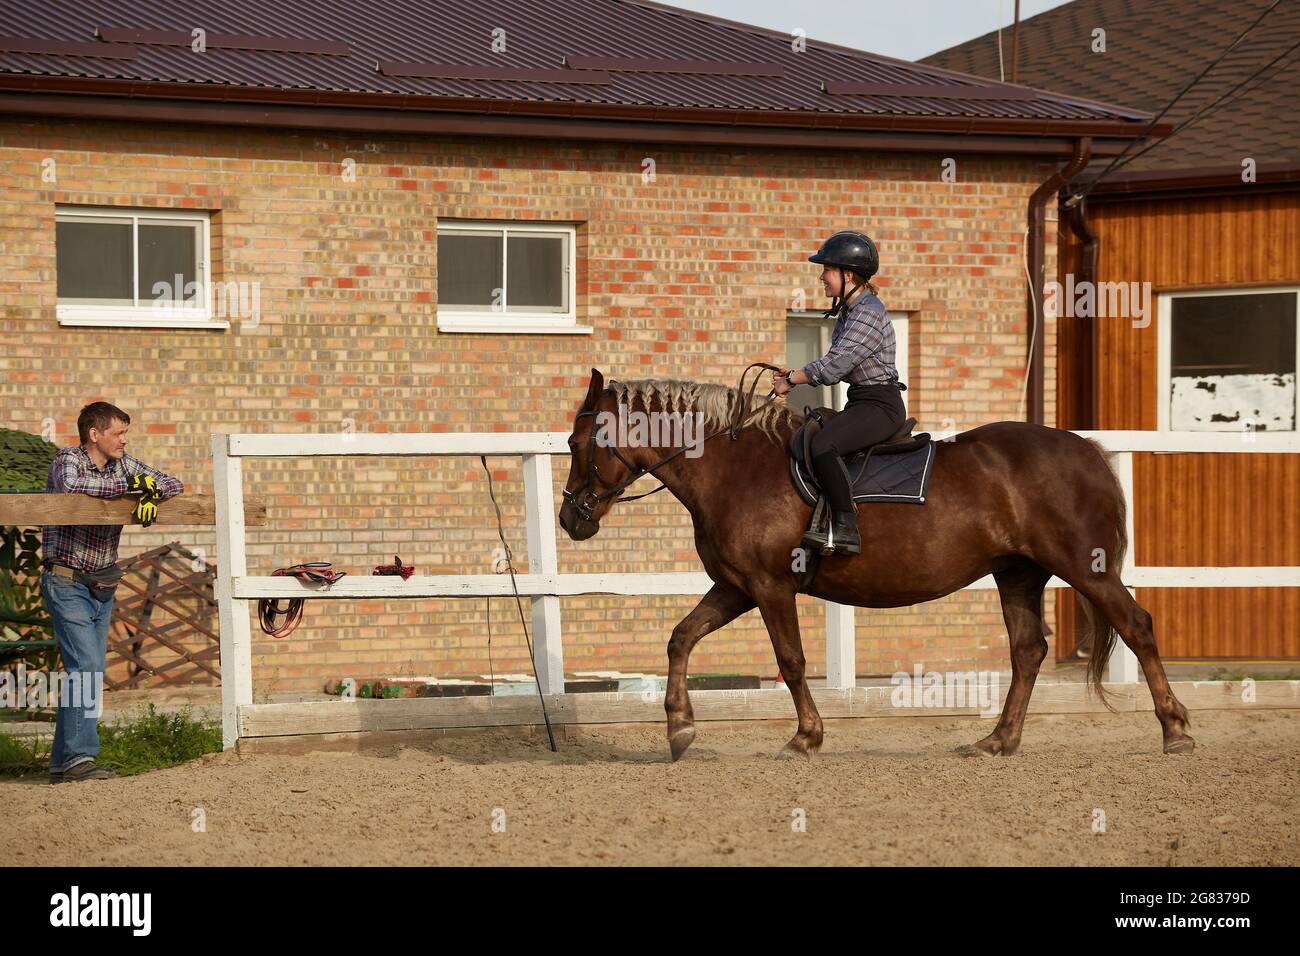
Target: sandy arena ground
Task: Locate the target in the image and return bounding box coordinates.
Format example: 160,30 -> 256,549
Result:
4,709 -> 1297,866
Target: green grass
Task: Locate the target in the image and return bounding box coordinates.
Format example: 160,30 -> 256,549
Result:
0,704 -> 221,779
1205,667 -> 1300,682
0,731 -> 48,777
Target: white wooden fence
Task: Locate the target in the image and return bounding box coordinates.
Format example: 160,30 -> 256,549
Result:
212,430 -> 1300,749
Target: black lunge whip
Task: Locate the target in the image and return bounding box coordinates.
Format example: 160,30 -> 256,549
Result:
480,455 -> 558,752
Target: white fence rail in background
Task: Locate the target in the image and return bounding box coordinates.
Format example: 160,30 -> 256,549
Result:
212,430 -> 1300,749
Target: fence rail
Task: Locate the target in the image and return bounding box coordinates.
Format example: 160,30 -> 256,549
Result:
212,430 -> 1300,749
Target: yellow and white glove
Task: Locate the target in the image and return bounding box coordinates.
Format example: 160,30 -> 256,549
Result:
127,473 -> 160,527
132,496 -> 159,528
127,473 -> 158,498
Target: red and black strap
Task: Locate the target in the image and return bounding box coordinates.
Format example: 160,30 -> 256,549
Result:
257,563 -> 347,639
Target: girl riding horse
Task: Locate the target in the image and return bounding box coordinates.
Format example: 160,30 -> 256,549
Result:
774,230 -> 905,555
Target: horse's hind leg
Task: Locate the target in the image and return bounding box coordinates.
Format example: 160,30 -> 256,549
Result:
665,583 -> 756,761
1074,575 -> 1194,754
958,561 -> 1051,757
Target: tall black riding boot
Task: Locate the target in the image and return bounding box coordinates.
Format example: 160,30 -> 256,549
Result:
810,449 -> 860,556
828,509 -> 861,555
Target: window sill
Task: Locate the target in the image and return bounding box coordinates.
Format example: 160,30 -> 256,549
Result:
436,317 -> 592,335
57,310 -> 230,330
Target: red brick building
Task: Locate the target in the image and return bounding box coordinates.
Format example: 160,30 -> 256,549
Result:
0,1 -> 1161,691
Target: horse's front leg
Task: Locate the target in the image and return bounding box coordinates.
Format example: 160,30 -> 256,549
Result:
757,590 -> 824,758
665,583 -> 756,761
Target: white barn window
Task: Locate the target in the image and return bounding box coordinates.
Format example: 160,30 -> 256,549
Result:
436,221 -> 588,334
55,207 -> 218,328
1157,288 -> 1298,434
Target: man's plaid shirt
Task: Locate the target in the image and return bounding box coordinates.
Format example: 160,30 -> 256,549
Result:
42,446 -> 184,572
802,292 -> 899,387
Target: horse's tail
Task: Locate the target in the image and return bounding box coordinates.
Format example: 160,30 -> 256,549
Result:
1081,439 -> 1127,712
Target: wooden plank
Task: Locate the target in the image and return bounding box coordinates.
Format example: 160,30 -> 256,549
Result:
0,493 -> 267,526
226,430 -> 1298,459
230,572 -> 711,599
1074,431 -> 1300,453
108,615 -> 221,679
213,436 -> 253,750
115,577 -> 220,642
227,566 -> 1299,602
1106,454 -> 1142,683
824,601 -> 856,690
523,452 -> 565,695
227,432 -> 568,458
236,723 -> 567,756
1172,679 -> 1300,710
235,681 -> 1300,741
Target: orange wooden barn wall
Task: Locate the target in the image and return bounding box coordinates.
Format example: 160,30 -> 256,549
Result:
1055,190 -> 1300,660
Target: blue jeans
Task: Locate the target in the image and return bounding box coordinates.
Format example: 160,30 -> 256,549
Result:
40,571 -> 114,772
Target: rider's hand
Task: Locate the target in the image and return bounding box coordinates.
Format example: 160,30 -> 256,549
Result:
772,368 -> 793,397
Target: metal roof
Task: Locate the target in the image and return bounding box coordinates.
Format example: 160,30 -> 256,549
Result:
0,0 -> 1156,138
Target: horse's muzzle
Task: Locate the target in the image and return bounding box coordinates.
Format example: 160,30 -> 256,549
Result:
559,501 -> 600,541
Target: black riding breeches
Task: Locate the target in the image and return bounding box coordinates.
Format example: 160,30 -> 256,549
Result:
809,383 -> 907,511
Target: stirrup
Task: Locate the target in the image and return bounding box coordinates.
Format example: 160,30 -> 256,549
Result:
801,495 -> 831,554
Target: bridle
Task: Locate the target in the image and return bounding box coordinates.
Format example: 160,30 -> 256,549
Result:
561,362 -> 785,524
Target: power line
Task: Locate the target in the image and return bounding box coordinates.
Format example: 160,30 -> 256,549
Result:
1072,0 -> 1285,201
1083,32 -> 1300,189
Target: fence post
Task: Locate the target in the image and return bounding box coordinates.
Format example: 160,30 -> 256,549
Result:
1107,451 -> 1140,684
824,601 -> 856,689
523,453 -> 565,695
212,435 -> 253,749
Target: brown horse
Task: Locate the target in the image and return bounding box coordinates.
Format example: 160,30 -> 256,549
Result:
558,368 -> 1193,760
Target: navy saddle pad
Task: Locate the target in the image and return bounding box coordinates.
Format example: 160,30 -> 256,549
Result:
789,440 -> 936,507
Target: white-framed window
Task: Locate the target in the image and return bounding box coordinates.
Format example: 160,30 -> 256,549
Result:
1157,287 -> 1298,437
55,206 -> 221,328
436,221 -> 588,334
786,310 -> 909,413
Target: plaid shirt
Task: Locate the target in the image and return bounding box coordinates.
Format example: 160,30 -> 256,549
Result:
42,445 -> 184,572
802,292 -> 899,387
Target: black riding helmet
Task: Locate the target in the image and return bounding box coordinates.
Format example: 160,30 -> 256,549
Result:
809,230 -> 879,318
809,229 -> 879,280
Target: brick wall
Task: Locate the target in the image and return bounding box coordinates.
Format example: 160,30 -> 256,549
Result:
0,117 -> 1060,692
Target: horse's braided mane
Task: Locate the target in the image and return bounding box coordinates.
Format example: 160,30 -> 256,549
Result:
607,377 -> 803,443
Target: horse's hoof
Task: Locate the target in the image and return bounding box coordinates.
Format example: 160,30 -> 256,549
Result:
1163,735 -> 1195,755
668,727 -> 696,762
956,738 -> 1003,757
777,737 -> 819,760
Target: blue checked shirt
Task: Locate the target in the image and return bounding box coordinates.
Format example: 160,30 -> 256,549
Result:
42,445 -> 184,572
802,293 -> 899,387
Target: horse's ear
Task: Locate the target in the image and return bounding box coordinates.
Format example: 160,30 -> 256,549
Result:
582,368 -> 605,409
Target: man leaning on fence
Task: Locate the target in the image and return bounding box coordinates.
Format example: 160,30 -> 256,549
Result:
41,402 -> 183,784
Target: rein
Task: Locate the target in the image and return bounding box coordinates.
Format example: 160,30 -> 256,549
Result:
258,563 -> 348,639
562,362 -> 786,522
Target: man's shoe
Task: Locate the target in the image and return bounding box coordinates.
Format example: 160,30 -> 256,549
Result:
54,761 -> 117,784
827,510 -> 861,555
